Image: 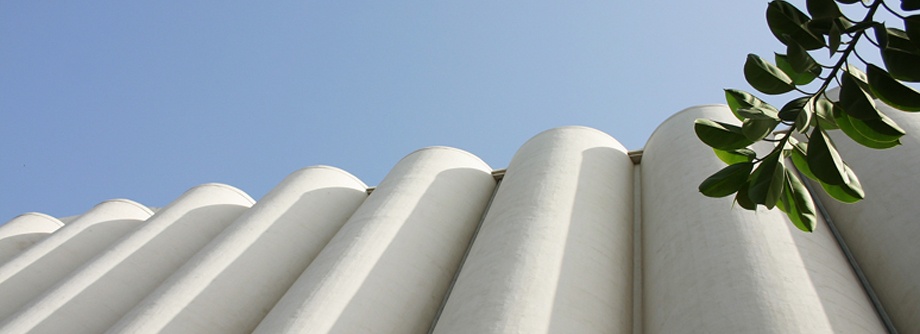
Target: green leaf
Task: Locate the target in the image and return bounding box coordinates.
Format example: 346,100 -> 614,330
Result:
777,169 -> 817,232
884,27 -> 920,53
735,181 -> 757,210
738,106 -> 781,120
827,20 -> 842,57
807,125 -> 848,185
788,41 -> 820,73
874,24 -> 891,50
835,110 -> 901,149
776,53 -> 820,85
745,54 -> 795,94
807,0 -> 842,19
882,46 -> 920,82
840,71 -> 881,120
906,15 -> 920,50
725,89 -> 778,121
814,97 -> 838,129
819,163 -> 865,203
778,96 -> 813,132
867,63 -> 920,111
714,148 -> 757,165
835,0 -> 859,4
873,25 -> 920,52
807,16 -> 851,35
789,138 -> 864,203
700,162 -> 754,197
778,96 -> 806,121
789,139 -> 818,181
850,112 -> 906,143
903,0 -> 920,11
766,1 -> 825,50
742,118 -> 780,141
846,64 -> 870,86
694,118 -> 755,150
844,20 -> 877,34
748,150 -> 786,209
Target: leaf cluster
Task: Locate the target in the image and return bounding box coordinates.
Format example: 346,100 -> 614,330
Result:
697,0 -> 920,232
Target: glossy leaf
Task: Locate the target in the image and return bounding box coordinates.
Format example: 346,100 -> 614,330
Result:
778,96 -> 813,132
807,126 -> 847,185
714,148 -> 757,165
835,110 -> 901,148
796,101 -> 813,132
882,47 -> 920,82
748,150 -> 786,209
776,169 -> 817,232
738,106 -> 781,120
790,41 -> 820,72
840,71 -> 881,120
745,54 -> 795,94
807,0 -> 841,18
789,139 -> 818,181
850,112 -> 906,143
807,16 -> 851,35
807,0 -> 842,19
789,138 -> 865,202
778,96 -> 807,121
766,1 -> 825,50
700,162 -> 754,197
866,63 -> 920,111
735,182 -> 757,210
874,25 -> 920,52
828,20 -> 842,56
694,119 -> 755,150
844,20 -> 877,34
819,164 -> 865,203
906,15 -> 920,50
725,89 -> 778,121
814,97 -> 838,129
775,53 -> 820,85
846,64 -> 870,87
742,118 -> 780,141
886,28 -> 920,52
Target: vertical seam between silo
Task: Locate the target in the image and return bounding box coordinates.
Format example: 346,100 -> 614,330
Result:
632,163 -> 643,334
426,176 -> 503,334
796,168 -> 898,334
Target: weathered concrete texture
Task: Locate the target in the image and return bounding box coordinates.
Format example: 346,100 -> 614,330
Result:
0,184 -> 254,334
253,147 -> 496,334
433,127 -> 634,334
0,199 -> 152,321
641,105 -> 885,333
0,213 -> 63,265
815,103 -> 920,333
108,166 -> 368,334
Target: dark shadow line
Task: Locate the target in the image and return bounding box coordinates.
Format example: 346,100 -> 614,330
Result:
425,178 -> 502,334
798,168 -> 898,334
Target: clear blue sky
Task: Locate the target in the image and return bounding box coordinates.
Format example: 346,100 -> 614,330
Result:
1,1 -> 779,220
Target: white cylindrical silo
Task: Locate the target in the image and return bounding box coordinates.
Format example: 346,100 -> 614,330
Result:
813,103 -> 920,333
107,166 -> 368,334
0,213 -> 63,265
253,147 -> 496,334
0,184 -> 254,334
641,105 -> 884,333
432,126 -> 634,334
0,199 -> 152,321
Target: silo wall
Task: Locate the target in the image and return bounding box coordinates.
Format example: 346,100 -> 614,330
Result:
433,126 -> 634,333
253,147 -> 495,334
641,105 -> 884,333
